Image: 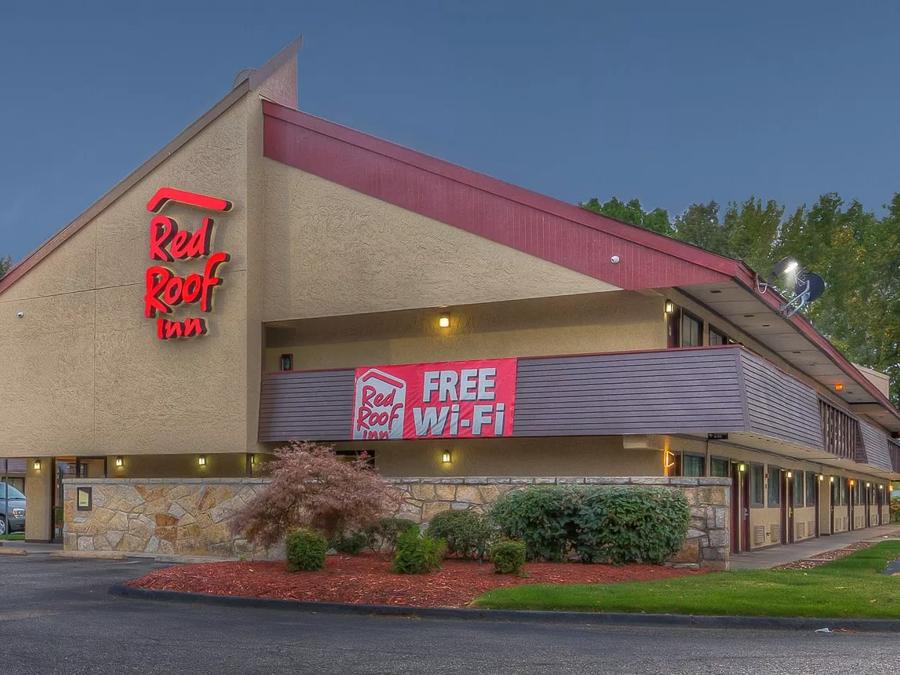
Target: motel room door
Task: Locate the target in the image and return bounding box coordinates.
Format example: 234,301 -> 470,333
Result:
730,463 -> 750,553
782,471 -> 794,545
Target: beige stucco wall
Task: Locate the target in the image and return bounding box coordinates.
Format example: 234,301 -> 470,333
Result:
329,436 -> 661,478
260,159 -> 618,323
264,291 -> 666,372
0,94 -> 256,459
24,460 -> 52,541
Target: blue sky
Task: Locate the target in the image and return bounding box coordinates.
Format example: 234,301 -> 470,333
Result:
2,1 -> 899,262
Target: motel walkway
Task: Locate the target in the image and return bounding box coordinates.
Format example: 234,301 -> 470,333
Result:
729,524 -> 900,570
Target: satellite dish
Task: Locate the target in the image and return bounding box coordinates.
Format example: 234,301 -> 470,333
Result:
781,269 -> 826,317
795,271 -> 825,303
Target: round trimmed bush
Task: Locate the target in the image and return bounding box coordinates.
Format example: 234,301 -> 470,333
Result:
489,486 -> 581,561
392,527 -> 447,574
574,487 -> 689,564
426,509 -> 494,560
490,485 -> 690,564
286,528 -> 328,571
366,517 -> 419,553
490,539 -> 526,575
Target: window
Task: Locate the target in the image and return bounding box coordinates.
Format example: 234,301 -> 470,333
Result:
279,353 -> 294,371
680,311 -> 703,347
853,481 -> 862,505
792,471 -> 804,507
767,467 -> 781,507
708,326 -> 730,346
805,472 -> 817,507
834,477 -> 848,506
710,457 -> 730,478
1,482 -> 25,500
682,454 -> 705,477
750,464 -> 765,506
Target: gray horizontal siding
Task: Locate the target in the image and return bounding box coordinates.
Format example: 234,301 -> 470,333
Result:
740,351 -> 823,449
258,370 -> 354,442
513,349 -> 746,436
859,421 -> 893,471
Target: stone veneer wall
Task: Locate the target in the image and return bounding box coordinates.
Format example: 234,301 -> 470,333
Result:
64,476 -> 730,568
392,476 -> 731,570
63,478 -> 272,558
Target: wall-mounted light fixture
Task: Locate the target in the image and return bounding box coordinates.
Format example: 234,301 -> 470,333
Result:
834,383 -> 844,392
830,476 -> 835,483
664,300 -> 675,314
197,455 -> 207,467
32,459 -> 42,472
279,353 -> 294,372
786,471 -> 793,479
114,456 -> 124,468
441,450 -> 452,464
663,450 -> 677,474
438,313 -> 450,329
849,479 -> 855,487
866,482 -> 870,488
818,474 -> 824,481
738,463 -> 746,473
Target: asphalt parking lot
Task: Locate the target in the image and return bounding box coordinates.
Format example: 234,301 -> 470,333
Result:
1,554 -> 898,674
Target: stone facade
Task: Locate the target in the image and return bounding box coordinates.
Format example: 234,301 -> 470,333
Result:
64,476 -> 730,569
391,476 -> 731,570
63,478 -> 271,558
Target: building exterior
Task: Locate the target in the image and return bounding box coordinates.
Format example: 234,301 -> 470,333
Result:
1,43 -> 897,564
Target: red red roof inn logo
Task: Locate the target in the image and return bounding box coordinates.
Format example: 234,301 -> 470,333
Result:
143,187 -> 233,340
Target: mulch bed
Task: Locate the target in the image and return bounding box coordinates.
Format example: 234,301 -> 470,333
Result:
127,554 -> 703,608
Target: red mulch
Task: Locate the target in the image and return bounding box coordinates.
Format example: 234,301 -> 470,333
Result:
127,554 -> 703,608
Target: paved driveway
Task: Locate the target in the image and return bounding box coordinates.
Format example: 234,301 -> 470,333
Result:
1,554 -> 898,674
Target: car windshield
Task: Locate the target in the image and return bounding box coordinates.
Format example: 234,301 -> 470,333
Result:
1,483 -> 26,500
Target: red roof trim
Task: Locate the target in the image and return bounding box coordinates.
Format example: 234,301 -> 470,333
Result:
263,100 -> 898,421
262,100 -> 738,290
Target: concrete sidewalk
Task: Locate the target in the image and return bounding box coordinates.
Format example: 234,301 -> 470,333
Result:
729,523 -> 900,570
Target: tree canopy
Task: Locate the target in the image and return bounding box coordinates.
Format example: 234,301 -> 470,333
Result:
583,194 -> 900,407
0,256 -> 10,279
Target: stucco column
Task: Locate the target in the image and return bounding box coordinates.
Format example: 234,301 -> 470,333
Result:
25,459 -> 53,542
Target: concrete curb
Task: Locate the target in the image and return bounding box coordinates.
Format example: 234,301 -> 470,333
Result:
109,584 -> 900,632
52,551 -> 127,560
0,547 -> 27,556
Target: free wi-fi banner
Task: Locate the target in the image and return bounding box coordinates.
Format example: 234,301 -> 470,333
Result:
351,358 -> 517,440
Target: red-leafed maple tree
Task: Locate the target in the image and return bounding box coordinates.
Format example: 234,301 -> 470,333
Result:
231,441 -> 403,547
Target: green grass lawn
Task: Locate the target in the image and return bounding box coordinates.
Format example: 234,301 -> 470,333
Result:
474,541 -> 900,619
0,533 -> 25,541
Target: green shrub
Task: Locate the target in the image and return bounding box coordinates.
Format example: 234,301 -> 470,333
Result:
427,509 -> 494,560
392,527 -> 447,574
365,517 -> 419,553
286,528 -> 328,571
490,539 -> 526,575
891,496 -> 899,523
573,487 -> 689,564
489,486 -> 581,561
490,485 -> 690,564
330,530 -> 368,555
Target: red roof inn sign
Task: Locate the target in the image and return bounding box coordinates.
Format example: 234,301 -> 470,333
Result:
143,188 -> 232,340
352,359 -> 517,440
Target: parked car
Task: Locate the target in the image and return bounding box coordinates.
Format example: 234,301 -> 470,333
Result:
0,482 -> 26,535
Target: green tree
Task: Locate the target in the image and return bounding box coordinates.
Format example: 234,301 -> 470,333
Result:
0,256 -> 10,278
673,201 -> 728,254
582,197 -> 674,236
581,191 -> 899,405
723,197 -> 783,274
